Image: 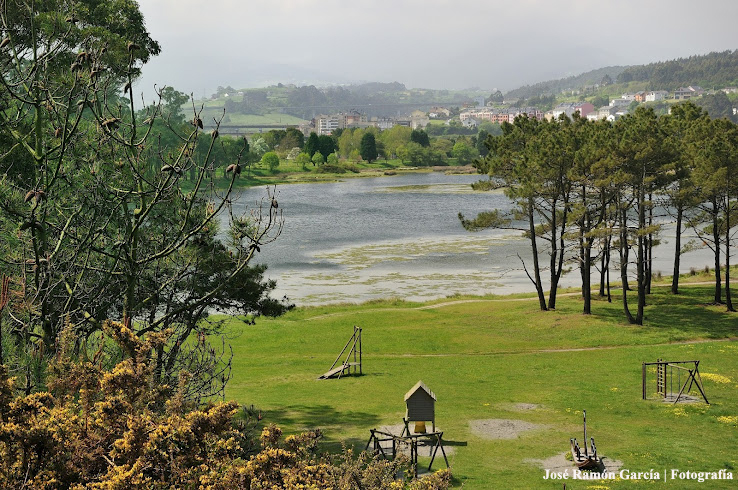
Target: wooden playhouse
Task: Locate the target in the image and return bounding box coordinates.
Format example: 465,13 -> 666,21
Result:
403,380 -> 436,434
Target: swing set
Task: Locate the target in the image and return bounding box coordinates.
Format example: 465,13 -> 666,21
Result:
642,359 -> 709,404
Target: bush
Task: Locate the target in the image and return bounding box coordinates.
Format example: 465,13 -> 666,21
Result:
341,162 -> 361,173
0,321 -> 451,488
261,151 -> 280,172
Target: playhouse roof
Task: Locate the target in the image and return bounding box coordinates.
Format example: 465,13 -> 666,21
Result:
404,380 -> 436,402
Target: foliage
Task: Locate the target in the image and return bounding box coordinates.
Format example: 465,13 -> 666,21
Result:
256,128 -> 305,153
360,132 -> 378,163
695,91 -> 738,122
261,151 -> 280,172
311,152 -> 325,166
326,152 -> 340,165
487,90 -> 504,104
451,141 -> 477,165
294,152 -> 311,170
505,66 -> 626,99
616,50 -> 738,89
0,0 -> 291,400
379,125 -> 412,158
317,134 -> 337,160
464,104 -> 738,322
304,132 -> 320,157
397,142 -> 447,167
0,321 -> 451,489
410,129 -> 431,147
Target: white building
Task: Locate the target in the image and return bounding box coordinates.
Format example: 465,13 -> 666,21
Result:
645,90 -> 669,102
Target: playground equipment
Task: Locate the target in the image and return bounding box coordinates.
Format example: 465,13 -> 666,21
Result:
365,380 -> 449,476
642,359 -> 709,404
569,410 -> 601,470
318,326 -> 362,379
402,380 -> 436,435
366,428 -> 449,477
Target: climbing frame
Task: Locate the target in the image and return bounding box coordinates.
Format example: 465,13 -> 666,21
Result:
318,326 -> 362,379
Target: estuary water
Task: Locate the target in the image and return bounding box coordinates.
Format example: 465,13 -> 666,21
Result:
230,172 -> 716,306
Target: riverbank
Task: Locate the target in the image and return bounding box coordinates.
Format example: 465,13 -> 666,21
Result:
182,159 -> 480,191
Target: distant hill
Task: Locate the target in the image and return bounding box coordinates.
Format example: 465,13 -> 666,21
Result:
616,50 -> 738,89
505,50 -> 738,100
504,66 -> 627,99
204,83 -> 487,121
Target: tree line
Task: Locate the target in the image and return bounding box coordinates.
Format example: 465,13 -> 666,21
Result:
460,103 -> 738,324
617,50 -> 738,89
240,125 -> 487,172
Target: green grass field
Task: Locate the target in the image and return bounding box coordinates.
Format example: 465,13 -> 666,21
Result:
221,284 -> 738,488
197,105 -> 308,128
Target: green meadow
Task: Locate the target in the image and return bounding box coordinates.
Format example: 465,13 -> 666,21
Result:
222,283 -> 738,488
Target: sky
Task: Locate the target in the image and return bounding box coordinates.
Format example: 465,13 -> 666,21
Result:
133,0 -> 738,101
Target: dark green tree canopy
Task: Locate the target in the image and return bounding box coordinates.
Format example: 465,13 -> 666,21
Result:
304,132 -> 320,157
359,132 -> 378,163
317,134 -> 336,160
410,129 -> 430,147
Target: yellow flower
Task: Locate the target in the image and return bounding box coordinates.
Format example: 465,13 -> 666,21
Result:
717,415 -> 738,425
672,407 -> 688,417
701,373 -> 732,384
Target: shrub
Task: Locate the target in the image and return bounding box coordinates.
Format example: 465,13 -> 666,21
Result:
0,321 -> 451,488
341,162 -> 361,173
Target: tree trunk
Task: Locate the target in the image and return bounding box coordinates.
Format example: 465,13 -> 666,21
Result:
599,238 -> 607,297
636,187 -> 646,325
581,186 -> 591,314
726,197 -> 735,312
712,199 -> 722,304
620,207 -> 635,324
644,193 -> 653,294
583,244 -> 592,315
528,199 -> 547,311
606,240 -> 612,303
671,205 -> 683,294
548,195 -> 570,311
548,201 -> 558,309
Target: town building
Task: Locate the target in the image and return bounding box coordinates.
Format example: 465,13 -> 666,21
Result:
645,90 -> 669,102
674,86 -> 704,100
550,102 -> 595,119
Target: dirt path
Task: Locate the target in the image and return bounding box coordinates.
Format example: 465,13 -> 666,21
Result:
371,337 -> 738,359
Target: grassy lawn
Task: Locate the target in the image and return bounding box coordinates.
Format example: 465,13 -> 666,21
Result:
222,285 -> 738,488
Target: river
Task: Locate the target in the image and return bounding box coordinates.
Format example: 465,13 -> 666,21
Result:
229,172 -> 717,306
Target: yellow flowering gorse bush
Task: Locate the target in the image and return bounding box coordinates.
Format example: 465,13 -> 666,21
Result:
0,321 -> 451,489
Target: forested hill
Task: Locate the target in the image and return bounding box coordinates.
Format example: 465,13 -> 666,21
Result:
505,50 -> 738,100
616,50 -> 738,89
504,66 -> 627,99
212,82 -> 486,120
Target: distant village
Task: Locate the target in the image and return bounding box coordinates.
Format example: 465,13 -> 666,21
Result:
301,85 -> 738,136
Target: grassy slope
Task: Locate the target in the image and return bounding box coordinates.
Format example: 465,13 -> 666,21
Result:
223,285 -> 738,488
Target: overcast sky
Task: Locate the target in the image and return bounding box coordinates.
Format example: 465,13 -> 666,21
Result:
134,0 -> 738,101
